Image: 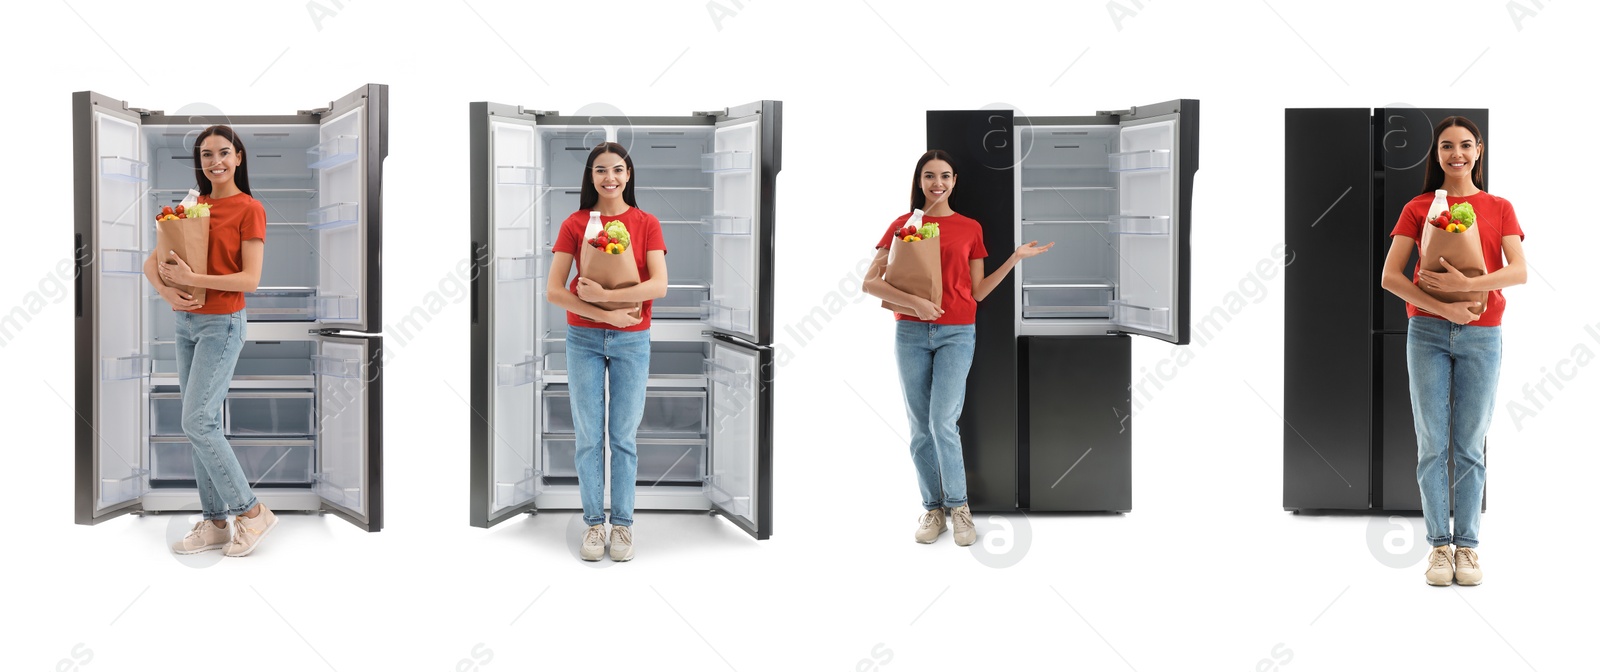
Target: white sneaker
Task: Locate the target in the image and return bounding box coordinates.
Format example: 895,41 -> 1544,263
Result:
1454,547 -> 1482,586
224,505 -> 279,558
1424,545 -> 1454,586
580,524 -> 607,562
173,519 -> 229,554
950,504 -> 977,547
610,525 -> 635,562
914,508 -> 947,544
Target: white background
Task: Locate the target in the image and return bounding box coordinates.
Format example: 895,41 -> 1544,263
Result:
3,0 -> 1595,669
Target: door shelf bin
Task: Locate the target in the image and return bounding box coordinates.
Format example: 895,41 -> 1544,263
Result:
100,248 -> 146,275
495,467 -> 540,508
542,387 -> 707,437
704,475 -> 752,519
101,470 -> 150,504
497,255 -> 539,283
543,437 -> 705,485
312,353 -> 363,379
101,354 -> 151,381
100,156 -> 149,183
702,300 -> 752,334
655,285 -> 710,319
245,289 -> 317,321
496,165 -> 544,186
307,202 -> 359,230
704,359 -> 750,390
1108,149 -> 1171,172
150,439 -> 315,484
497,359 -> 539,387
1111,300 -> 1170,331
315,295 -> 360,321
1022,284 -> 1114,319
706,215 -> 752,236
151,392 -> 185,436
307,135 -> 358,170
224,391 -> 315,436
701,151 -> 752,173
313,475 -> 361,509
1110,215 -> 1171,236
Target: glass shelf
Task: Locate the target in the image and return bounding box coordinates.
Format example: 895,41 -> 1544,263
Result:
706,215 -> 752,235
701,300 -> 752,334
1109,149 -> 1172,173
101,354 -> 151,381
496,359 -> 539,387
1021,186 -> 1117,192
701,151 -> 752,174
307,135 -> 358,170
496,165 -> 544,186
100,156 -> 148,183
307,202 -> 359,230
1022,219 -> 1109,225
1111,300 -> 1170,331
1110,215 -> 1171,236
99,248 -> 146,274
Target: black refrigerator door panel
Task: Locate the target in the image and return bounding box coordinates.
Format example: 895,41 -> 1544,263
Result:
928,110 -> 1018,511
1022,336 -> 1132,512
1376,107 -> 1489,332
1283,108 -> 1374,510
1379,333 -> 1421,510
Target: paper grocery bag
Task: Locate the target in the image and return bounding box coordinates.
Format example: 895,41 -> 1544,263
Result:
578,244 -> 643,319
879,235 -> 942,316
1417,224 -> 1488,316
155,216 -> 209,304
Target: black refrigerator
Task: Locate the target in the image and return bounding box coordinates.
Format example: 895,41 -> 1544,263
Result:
927,99 -> 1198,513
1282,107 -> 1488,513
469,101 -> 779,539
74,85 -> 388,531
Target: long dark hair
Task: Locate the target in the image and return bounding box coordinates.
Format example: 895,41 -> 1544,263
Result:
910,149 -> 957,212
579,142 -> 637,210
192,125 -> 252,196
1420,116 -> 1485,194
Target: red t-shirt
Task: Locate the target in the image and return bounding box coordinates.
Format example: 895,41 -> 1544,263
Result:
551,208 -> 666,332
876,212 -> 989,325
1389,191 -> 1524,327
184,193 -> 266,315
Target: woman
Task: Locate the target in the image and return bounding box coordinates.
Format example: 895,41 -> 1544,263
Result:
863,150 -> 1052,546
151,125 -> 274,557
1380,116 -> 1526,586
546,142 -> 668,562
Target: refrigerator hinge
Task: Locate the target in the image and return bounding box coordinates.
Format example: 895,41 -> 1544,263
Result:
299,107 -> 331,117
310,328 -> 342,336
1098,107 -> 1134,118
693,109 -> 727,118
516,107 -> 557,117
128,107 -> 156,117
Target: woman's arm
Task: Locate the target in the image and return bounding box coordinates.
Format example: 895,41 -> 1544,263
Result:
144,251 -> 202,310
861,248 -> 942,320
1417,235 -> 1527,292
157,240 -> 264,293
575,250 -> 669,302
1379,236 -> 1479,323
546,252 -> 638,326
971,241 -> 1052,302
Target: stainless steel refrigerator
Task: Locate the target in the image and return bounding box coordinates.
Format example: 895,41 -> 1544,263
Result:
469,101 -> 779,539
1282,106 -> 1488,513
74,84 -> 387,531
927,100 -> 1199,512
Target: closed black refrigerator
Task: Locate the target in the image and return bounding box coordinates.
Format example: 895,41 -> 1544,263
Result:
927,99 -> 1199,512
1282,106 -> 1488,513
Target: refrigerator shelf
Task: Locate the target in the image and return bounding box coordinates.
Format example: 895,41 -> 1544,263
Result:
656,284 -> 711,319
99,248 -> 146,275
151,438 -> 315,485
701,300 -> 752,334
100,156 -> 148,183
245,288 -> 319,321
224,391 -> 315,437
1022,283 -> 1115,320
101,218 -> 137,229
1111,300 -> 1170,331
496,165 -> 544,186
314,294 -> 360,321
307,135 -> 359,170
1110,215 -> 1171,236
543,437 -> 706,485
706,215 -> 752,235
542,386 -> 708,437
1021,186 -> 1117,192
307,202 -> 359,230
496,359 -> 539,387
1108,149 -> 1171,173
701,150 -> 753,174
1022,219 -> 1109,225
496,254 -> 539,283
101,354 -> 151,381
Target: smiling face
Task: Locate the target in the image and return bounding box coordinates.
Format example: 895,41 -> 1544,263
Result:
1435,124 -> 1481,181
199,134 -> 242,187
920,159 -> 955,206
590,152 -> 629,199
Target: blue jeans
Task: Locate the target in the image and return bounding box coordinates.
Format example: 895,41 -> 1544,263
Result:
175,309 -> 257,520
1407,317 -> 1500,548
895,321 -> 976,510
566,324 -> 651,526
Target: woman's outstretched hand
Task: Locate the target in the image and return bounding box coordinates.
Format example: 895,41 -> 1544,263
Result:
1014,241 -> 1055,260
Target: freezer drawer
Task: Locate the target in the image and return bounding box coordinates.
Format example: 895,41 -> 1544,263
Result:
542,437 -> 706,485
151,392 -> 185,436
224,391 -> 315,437
541,385 -> 707,437
149,438 -> 316,485
244,289 -> 318,322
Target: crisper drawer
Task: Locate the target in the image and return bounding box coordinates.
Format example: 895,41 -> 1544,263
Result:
541,385 -> 707,437
1021,283 -> 1114,319
542,437 -> 706,485
151,392 -> 185,436
244,289 -> 318,322
224,391 -> 315,436
149,438 -> 315,485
